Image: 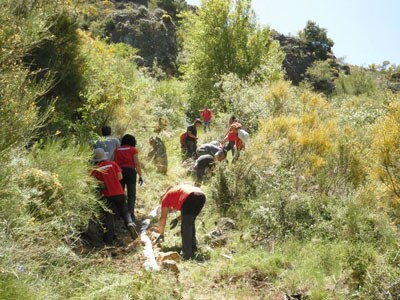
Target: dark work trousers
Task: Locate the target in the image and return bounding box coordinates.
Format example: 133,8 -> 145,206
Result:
180,192 -> 206,259
185,139 -> 197,158
224,140 -> 236,157
102,195 -> 133,245
121,167 -> 137,219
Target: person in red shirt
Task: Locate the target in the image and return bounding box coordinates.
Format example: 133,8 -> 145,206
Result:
155,184 -> 206,260
221,116 -> 242,158
199,106 -> 213,132
114,134 -> 143,221
91,148 -> 138,245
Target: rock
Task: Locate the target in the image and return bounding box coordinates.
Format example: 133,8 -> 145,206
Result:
210,236 -> 228,248
102,4 -> 178,75
215,217 -> 236,231
161,259 -> 179,274
157,251 -> 181,263
148,136 -> 168,174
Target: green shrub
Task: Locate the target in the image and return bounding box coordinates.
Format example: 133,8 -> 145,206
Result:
25,139 -> 97,235
335,67 -> 381,96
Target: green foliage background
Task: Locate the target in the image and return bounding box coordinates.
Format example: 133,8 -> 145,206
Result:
1,0 -> 400,299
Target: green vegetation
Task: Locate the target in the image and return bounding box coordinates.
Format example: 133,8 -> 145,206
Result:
179,0 -> 284,113
1,0 -> 400,299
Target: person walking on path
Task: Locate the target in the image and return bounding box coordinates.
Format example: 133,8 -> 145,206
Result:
199,106 -> 213,132
91,148 -> 138,245
155,184 -> 206,260
185,119 -> 202,158
114,134 -> 143,221
93,126 -> 120,160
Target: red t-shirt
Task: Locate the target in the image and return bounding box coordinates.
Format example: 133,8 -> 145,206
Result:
201,109 -> 212,122
227,131 -> 237,142
226,122 -> 241,142
114,146 -> 139,168
91,160 -> 124,197
161,184 -> 204,211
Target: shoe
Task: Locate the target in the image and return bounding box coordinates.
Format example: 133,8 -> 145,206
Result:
127,223 -> 139,240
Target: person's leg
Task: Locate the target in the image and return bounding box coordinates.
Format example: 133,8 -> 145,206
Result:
113,195 -> 138,240
181,193 -> 206,259
181,214 -> 195,259
195,166 -> 205,185
122,168 -> 137,217
101,197 -> 115,245
186,140 -> 197,158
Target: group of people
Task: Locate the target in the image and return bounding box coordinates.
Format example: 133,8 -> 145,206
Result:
90,126 -> 205,260
182,110 -> 248,185
90,111 -> 247,260
91,126 -> 143,245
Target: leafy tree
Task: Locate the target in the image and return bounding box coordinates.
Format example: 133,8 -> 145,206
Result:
298,20 -> 334,60
23,6 -> 86,134
179,0 -> 283,113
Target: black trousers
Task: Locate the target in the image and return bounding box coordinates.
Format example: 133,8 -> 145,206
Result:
185,139 -> 197,158
121,167 -> 137,218
102,195 -> 133,244
180,192 -> 206,259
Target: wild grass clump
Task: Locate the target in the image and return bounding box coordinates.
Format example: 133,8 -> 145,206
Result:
0,139 -> 98,298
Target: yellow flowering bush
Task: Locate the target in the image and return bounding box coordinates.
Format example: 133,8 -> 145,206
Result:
19,168 -> 64,220
370,101 -> 400,211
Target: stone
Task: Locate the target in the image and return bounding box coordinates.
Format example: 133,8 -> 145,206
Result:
148,136 -> 168,174
215,217 -> 236,231
157,251 -> 181,263
161,259 -> 179,274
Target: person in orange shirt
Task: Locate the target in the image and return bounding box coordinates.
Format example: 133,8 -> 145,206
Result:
155,184 -> 206,260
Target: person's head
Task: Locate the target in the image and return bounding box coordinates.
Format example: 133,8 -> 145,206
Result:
121,134 -> 136,147
215,149 -> 226,161
229,116 -> 236,125
101,126 -> 112,136
194,119 -> 202,128
93,148 -> 108,162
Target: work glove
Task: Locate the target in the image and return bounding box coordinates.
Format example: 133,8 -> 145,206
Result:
169,218 -> 179,230
154,234 -> 164,245
138,177 -> 144,186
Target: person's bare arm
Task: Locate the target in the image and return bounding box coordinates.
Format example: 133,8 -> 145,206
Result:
133,154 -> 142,177
159,207 -> 169,235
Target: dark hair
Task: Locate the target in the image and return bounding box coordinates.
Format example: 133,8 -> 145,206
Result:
101,126 -> 111,136
121,134 -> 136,147
229,116 -> 236,124
194,118 -> 202,125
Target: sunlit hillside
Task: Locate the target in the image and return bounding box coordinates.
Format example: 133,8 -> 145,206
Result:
1,0 -> 400,299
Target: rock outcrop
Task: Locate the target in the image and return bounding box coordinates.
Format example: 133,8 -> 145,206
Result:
102,3 -> 178,75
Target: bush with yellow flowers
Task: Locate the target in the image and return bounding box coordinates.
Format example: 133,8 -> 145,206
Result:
369,99 -> 400,216
19,168 -> 64,220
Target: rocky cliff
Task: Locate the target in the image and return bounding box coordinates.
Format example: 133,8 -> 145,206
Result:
101,2 -> 178,75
